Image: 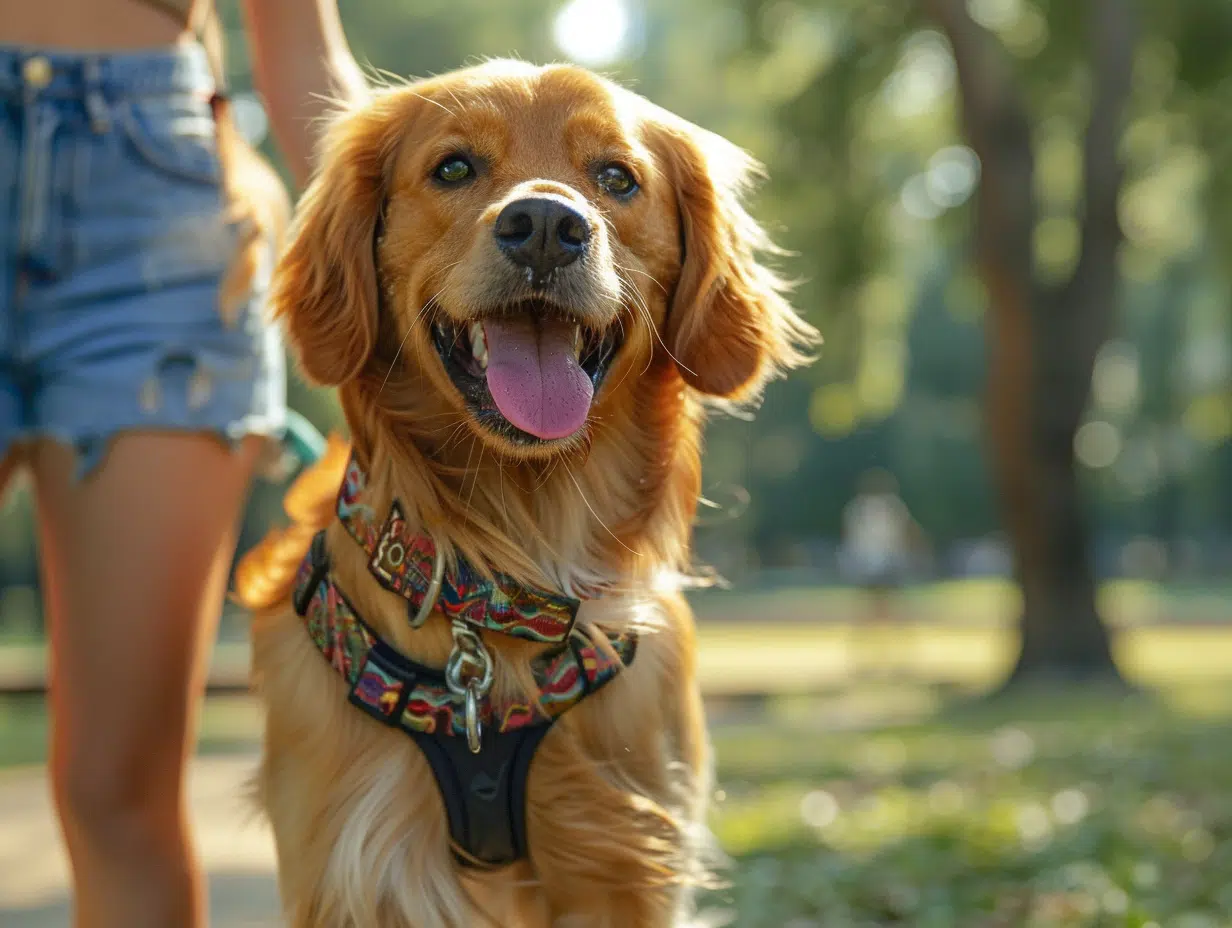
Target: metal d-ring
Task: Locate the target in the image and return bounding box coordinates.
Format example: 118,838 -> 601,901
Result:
408,541 -> 446,628
464,681 -> 483,753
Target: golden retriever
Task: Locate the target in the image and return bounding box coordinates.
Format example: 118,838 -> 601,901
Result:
235,59 -> 817,928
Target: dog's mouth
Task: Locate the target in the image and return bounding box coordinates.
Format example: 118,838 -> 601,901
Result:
432,300 -> 622,445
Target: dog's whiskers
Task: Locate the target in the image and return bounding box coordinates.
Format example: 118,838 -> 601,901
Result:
613,259 -> 668,296
532,456 -> 562,491
620,281 -> 666,379
378,326 -> 415,395
378,291 -> 446,395
438,419 -> 472,455
465,441 -> 485,517
497,461 -> 511,531
615,268 -> 695,378
382,261 -> 463,378
420,418 -> 470,438
562,461 -> 640,557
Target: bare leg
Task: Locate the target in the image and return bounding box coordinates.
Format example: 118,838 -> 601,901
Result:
34,433 -> 260,928
849,586 -> 893,681
869,587 -> 893,678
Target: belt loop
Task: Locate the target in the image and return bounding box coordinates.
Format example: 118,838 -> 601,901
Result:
82,58 -> 111,134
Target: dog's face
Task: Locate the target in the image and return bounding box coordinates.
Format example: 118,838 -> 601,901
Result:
275,61 -> 815,462
379,63 -> 675,453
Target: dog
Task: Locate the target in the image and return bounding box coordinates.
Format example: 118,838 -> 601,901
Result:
235,59 -> 817,928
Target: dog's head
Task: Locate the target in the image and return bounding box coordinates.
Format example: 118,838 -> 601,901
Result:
274,60 -> 816,464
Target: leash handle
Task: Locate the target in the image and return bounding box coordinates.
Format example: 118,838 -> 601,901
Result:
284,409 -> 329,466
260,409 -> 330,482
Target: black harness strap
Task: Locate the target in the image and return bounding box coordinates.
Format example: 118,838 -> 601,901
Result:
412,725 -> 551,867
291,531 -> 635,868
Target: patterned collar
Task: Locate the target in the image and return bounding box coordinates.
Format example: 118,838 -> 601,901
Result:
335,455 -> 593,645
292,532 -> 636,739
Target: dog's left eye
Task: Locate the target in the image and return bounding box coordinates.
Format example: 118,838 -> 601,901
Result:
434,156 -> 474,184
596,164 -> 638,198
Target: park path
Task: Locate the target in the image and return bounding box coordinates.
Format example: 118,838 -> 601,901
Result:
0,752 -> 282,927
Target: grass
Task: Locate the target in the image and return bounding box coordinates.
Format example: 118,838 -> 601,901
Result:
702,683 -> 1232,927
685,577 -> 1232,627
4,610 -> 1232,926
4,613 -> 1231,699
694,621 -> 1232,695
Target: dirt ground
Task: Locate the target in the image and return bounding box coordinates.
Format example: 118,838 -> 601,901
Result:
0,753 -> 281,927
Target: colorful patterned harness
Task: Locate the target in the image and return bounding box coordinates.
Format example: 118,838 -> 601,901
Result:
292,455 -> 636,867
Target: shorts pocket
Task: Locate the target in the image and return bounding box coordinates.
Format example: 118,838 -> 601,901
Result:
117,94 -> 220,187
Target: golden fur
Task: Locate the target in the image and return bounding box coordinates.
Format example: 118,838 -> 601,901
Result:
236,60 -> 817,928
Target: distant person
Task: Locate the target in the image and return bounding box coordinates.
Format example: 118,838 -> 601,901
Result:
1,1 -> 363,926
840,469 -> 923,675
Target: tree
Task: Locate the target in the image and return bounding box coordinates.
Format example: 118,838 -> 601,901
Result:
923,0 -> 1134,684
724,0 -> 1232,682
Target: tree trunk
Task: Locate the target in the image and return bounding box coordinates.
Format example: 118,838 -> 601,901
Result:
926,0 -> 1136,686
1009,281 -> 1121,682
1145,265 -> 1188,565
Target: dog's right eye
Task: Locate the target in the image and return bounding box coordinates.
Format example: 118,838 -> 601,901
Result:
596,163 -> 638,198
433,156 -> 474,184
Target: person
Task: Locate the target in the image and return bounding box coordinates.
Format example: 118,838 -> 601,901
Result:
839,468 -> 925,676
1,2 -> 364,925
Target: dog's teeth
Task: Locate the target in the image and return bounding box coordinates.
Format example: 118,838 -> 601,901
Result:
573,326 -> 583,359
469,322 -> 488,370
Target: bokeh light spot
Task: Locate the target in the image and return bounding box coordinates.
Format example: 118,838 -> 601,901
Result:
1075,421 -> 1121,469
553,0 -> 630,66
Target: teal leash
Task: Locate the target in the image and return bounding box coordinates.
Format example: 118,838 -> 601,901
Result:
283,409 -> 328,467
262,410 -> 330,481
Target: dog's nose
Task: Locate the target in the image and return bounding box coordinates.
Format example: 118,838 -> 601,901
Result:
494,197 -> 590,281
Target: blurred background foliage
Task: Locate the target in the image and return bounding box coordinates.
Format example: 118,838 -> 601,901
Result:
246,0 -> 1232,582
0,0 -> 1225,639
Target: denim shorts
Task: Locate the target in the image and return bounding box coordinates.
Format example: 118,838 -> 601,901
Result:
0,42 -> 285,478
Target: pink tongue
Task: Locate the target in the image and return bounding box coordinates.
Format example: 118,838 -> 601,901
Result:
483,317 -> 593,440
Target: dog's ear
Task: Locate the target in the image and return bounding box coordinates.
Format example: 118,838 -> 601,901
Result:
649,118 -> 819,401
270,94 -> 415,386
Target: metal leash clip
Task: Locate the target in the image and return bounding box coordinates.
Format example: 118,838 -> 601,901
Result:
445,620 -> 494,754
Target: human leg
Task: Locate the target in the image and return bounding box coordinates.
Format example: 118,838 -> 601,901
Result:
35,433 -> 261,928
